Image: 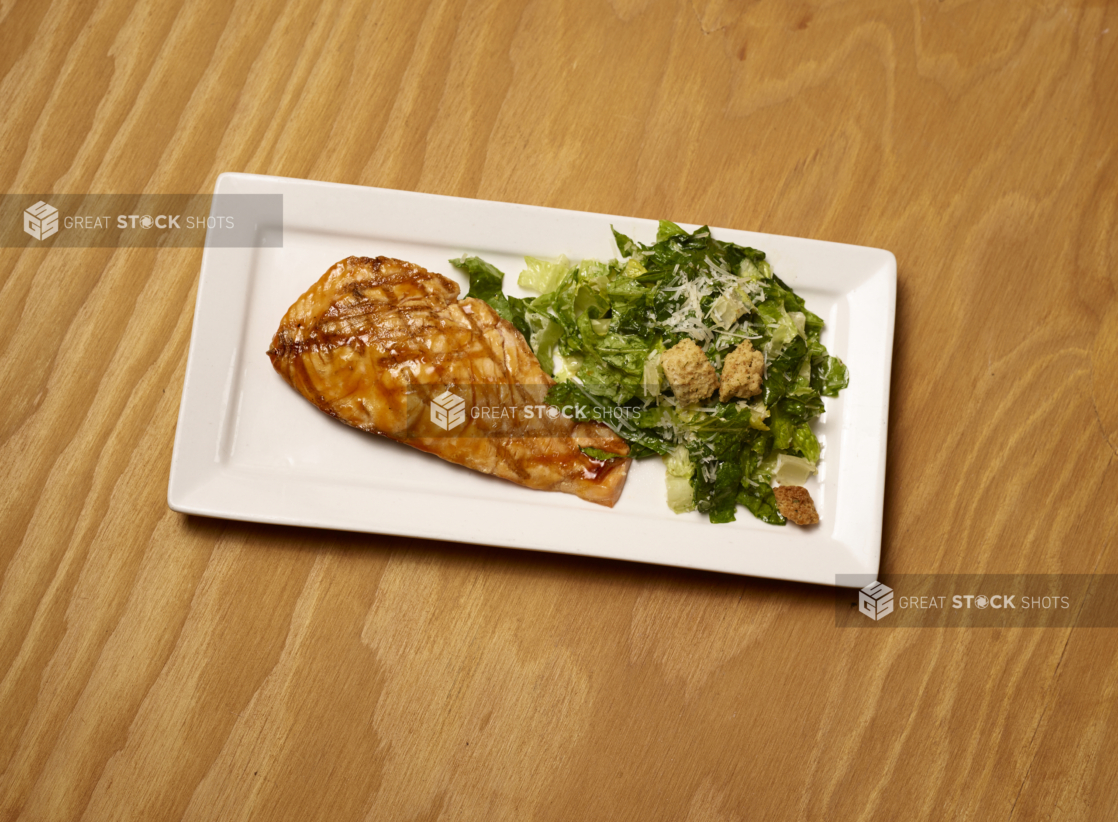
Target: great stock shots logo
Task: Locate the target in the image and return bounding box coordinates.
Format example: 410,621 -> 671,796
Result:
23,201 -> 59,240
859,582 -> 894,621
3,193 -> 284,247
429,390 -> 466,431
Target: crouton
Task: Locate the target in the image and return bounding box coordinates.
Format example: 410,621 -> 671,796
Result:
719,340 -> 764,402
772,485 -> 819,526
661,338 -> 719,405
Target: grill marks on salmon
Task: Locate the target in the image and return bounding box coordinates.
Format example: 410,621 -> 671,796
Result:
267,256 -> 631,507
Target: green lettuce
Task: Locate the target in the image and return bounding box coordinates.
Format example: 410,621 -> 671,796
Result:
451,256 -> 532,342
458,223 -> 848,525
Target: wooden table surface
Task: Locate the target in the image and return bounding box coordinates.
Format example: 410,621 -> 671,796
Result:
2,1 -> 1116,820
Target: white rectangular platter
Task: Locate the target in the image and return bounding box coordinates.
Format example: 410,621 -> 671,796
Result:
169,173 -> 896,586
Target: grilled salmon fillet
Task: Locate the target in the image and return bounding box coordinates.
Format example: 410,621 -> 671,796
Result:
267,256 -> 631,507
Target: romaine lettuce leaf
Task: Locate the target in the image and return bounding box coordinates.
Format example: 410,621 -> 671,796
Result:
452,256 -> 532,342
738,484 -> 787,525
663,445 -> 696,513
773,453 -> 817,486
545,381 -> 673,456
792,423 -> 821,463
519,256 -> 572,294
813,354 -> 850,397
581,446 -> 625,461
612,227 -> 640,257
656,220 -> 687,242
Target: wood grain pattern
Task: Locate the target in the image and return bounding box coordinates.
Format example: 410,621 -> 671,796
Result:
1,0 -> 1116,819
